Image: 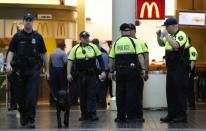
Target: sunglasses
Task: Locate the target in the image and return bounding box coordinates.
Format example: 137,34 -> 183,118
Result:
25,19 -> 33,22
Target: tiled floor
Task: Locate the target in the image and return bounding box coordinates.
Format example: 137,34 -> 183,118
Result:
0,105 -> 206,131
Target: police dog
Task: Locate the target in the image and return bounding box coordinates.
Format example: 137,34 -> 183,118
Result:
56,90 -> 70,128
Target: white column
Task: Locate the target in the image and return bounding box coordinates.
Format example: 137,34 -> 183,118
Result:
112,0 -> 136,41
110,0 -> 136,110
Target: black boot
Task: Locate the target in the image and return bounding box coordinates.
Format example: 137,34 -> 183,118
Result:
79,114 -> 88,121
25,122 -> 35,129
89,114 -> 99,121
160,115 -> 174,122
114,117 -> 127,123
173,116 -> 187,123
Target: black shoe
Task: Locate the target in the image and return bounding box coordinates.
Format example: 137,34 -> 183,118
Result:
173,116 -> 187,123
78,116 -> 88,121
136,117 -> 145,122
89,115 -> 99,121
25,122 -> 35,129
160,115 -> 174,122
8,107 -> 18,111
114,117 -> 127,123
20,115 -> 27,126
127,117 -> 145,122
64,120 -> 69,128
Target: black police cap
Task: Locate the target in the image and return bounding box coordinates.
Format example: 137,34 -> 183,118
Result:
162,18 -> 177,26
79,31 -> 90,38
128,23 -> 136,30
23,13 -> 34,21
120,23 -> 130,31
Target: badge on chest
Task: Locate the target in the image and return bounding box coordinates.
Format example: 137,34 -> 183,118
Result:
32,38 -> 36,45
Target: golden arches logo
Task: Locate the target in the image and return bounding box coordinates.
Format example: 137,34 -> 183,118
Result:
11,22 -> 22,35
37,22 -> 49,35
57,23 -> 66,37
140,2 -> 160,18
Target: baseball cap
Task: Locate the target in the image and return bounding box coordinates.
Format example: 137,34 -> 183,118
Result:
23,13 -> 34,21
79,31 -> 90,38
128,23 -> 136,30
162,18 -> 177,26
120,23 -> 130,31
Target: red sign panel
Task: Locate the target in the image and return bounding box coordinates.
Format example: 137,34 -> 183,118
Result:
137,0 -> 165,20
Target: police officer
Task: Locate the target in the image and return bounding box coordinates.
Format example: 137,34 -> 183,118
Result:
6,13 -> 49,128
67,31 -> 106,121
156,18 -> 189,122
49,41 -> 68,103
109,23 -> 145,122
128,23 -> 149,121
184,37 -> 198,110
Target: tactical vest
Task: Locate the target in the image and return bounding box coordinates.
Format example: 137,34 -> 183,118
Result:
13,30 -> 42,70
165,32 -> 188,70
74,44 -> 98,73
113,37 -> 141,71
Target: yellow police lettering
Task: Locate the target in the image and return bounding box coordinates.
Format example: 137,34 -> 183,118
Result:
117,45 -> 130,51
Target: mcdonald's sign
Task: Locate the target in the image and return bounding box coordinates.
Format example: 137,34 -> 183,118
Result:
37,22 -> 49,35
10,22 -> 22,35
57,23 -> 66,37
137,0 -> 165,20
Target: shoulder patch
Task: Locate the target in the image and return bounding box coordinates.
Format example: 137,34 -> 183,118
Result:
192,52 -> 196,56
178,36 -> 184,41
87,46 -> 93,51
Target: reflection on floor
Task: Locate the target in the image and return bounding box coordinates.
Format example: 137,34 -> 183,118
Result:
1,105 -> 206,131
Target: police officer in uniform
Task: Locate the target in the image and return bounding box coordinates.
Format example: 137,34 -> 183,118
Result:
156,18 -> 189,122
67,31 -> 106,121
184,37 -> 198,110
109,23 -> 145,122
128,23 -> 149,121
6,13 -> 49,128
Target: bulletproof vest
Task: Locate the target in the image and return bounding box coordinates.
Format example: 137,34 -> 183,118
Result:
76,58 -> 97,73
14,31 -> 41,69
165,32 -> 189,69
74,45 -> 98,73
165,44 -> 190,72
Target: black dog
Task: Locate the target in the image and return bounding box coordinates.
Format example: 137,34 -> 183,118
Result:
56,90 -> 70,128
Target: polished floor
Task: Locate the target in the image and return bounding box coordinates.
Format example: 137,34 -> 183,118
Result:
0,105 -> 206,131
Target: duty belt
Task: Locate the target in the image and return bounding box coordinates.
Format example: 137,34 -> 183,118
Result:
77,69 -> 97,75
116,63 -> 137,68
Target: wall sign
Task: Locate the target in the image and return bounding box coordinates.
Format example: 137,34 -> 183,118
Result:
137,0 -> 165,20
